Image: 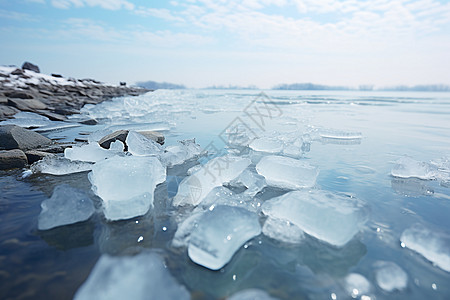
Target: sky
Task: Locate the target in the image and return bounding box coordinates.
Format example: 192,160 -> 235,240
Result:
0,0 -> 449,88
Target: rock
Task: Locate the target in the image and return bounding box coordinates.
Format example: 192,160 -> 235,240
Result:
8,98 -> 47,111
138,131 -> 165,145
0,125 -> 53,151
25,150 -> 53,164
79,119 -> 97,125
98,130 -> 129,149
5,91 -> 35,99
51,74 -> 63,78
36,110 -> 67,122
0,105 -> 19,119
35,142 -> 75,154
0,149 -> 28,170
22,62 -> 40,73
11,68 -> 24,76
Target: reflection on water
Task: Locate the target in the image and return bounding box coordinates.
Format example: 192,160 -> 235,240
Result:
391,178 -> 434,197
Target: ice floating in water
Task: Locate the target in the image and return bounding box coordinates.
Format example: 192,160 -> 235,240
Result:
319,129 -> 362,140
262,190 -> 368,247
172,211 -> 205,248
229,289 -> 278,300
262,216 -> 305,244
229,169 -> 266,197
108,140 -> 124,152
256,155 -> 318,190
400,223 -> 450,272
188,205 -> 261,270
173,155 -> 251,206
373,261 -> 408,292
33,122 -> 80,132
344,273 -> 371,298
89,156 -> 166,221
125,130 -> 162,157
31,156 -> 92,175
74,251 -> 189,300
65,143 -> 117,163
391,156 -> 437,180
38,184 -> 95,230
249,137 -> 283,154
161,139 -> 202,167
200,186 -> 261,213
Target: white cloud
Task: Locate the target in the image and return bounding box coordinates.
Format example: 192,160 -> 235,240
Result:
51,0 -> 134,10
0,8 -> 38,21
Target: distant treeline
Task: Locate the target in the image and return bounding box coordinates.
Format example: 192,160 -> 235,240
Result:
206,85 -> 259,90
135,80 -> 186,90
273,83 -> 450,92
379,84 -> 450,92
273,83 -> 350,90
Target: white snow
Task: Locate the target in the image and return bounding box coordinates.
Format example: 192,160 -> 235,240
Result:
262,216 -> 305,244
74,251 -> 190,300
373,261 -> 408,292
391,156 -> 437,180
88,156 -> 166,221
31,156 -> 93,175
188,205 -> 261,270
38,184 -> 95,230
262,190 -> 368,247
400,223 -> 450,272
173,155 -> 251,206
256,155 -> 318,190
65,142 -> 118,163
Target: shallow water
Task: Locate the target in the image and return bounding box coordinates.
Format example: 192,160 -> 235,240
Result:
1,90 -> 450,299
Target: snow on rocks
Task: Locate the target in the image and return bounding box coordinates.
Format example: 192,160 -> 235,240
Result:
262,190 -> 368,247
88,155 -> 166,221
256,155 -> 318,190
373,261 -> 408,292
38,184 -> 95,230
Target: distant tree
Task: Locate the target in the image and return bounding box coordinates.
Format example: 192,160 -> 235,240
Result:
136,81 -> 186,90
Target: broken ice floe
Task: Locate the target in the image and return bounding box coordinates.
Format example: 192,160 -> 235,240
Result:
161,139 -> 202,167
256,155 -> 318,190
249,137 -> 283,154
373,261 -> 408,292
125,130 -> 162,156
74,251 -> 189,300
262,190 -> 368,247
262,217 -> 305,244
31,156 -> 92,175
89,155 -> 166,221
400,223 -> 450,272
172,155 -> 251,206
188,205 -> 261,270
38,184 -> 95,230
391,156 -> 438,180
228,169 -> 266,197
65,142 -> 119,163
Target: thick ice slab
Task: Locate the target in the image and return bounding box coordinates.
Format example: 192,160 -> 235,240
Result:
262,190 -> 368,247
391,156 -> 437,180
249,137 -> 283,154
262,216 -> 305,244
173,155 -> 251,206
374,261 -> 408,292
161,139 -> 202,167
31,156 -> 92,175
74,251 -> 189,300
65,143 -> 117,163
188,205 -> 261,270
89,156 -> 166,220
256,155 -> 318,189
125,130 -> 162,157
38,184 -> 94,230
400,223 -> 450,272
230,169 -> 266,197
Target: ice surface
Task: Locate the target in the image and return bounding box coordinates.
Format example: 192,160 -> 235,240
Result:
256,155 -> 318,190
229,289 -> 278,300
188,205 -> 261,270
262,190 -> 368,247
391,156 -> 437,180
230,169 -> 266,197
249,137 -> 283,154
108,140 -> 124,152
400,223 -> 450,272
31,156 -> 92,175
125,130 -> 162,157
344,273 -> 371,298
200,186 -> 261,213
0,111 -> 53,128
173,155 -> 251,206
65,143 -> 117,163
89,156 -> 166,220
172,211 -> 205,248
319,129 -> 362,140
74,251 -> 189,300
161,139 -> 202,167
38,184 -> 95,230
374,261 -> 408,292
262,216 -> 305,244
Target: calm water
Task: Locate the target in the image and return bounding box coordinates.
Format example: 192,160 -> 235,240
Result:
1,90 -> 449,299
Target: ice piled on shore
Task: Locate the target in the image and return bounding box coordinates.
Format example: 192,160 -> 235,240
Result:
391,156 -> 437,180
374,261 -> 408,292
0,111 -> 53,128
74,251 -> 189,300
262,217 -> 305,244
400,223 -> 450,272
89,156 -> 166,220
31,156 -> 92,175
256,155 -> 318,190
38,184 -> 95,230
188,205 -> 261,270
65,142 -> 117,163
126,130 -> 162,157
262,190 -> 368,247
173,155 -> 251,206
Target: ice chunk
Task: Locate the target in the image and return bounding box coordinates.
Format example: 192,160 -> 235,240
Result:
400,223 -> 450,272
172,211 -> 205,248
31,156 -> 92,175
38,184 -> 95,230
391,156 -> 437,180
187,164 -> 202,175
344,273 -> 371,298
65,143 -> 116,163
0,111 -> 52,128
256,155 -> 318,190
262,190 -> 368,247
74,251 -> 189,300
200,186 -> 261,213
108,140 -> 124,152
125,130 -> 162,157
188,205 -> 261,270
373,261 -> 408,292
319,129 -> 362,140
229,289 -> 278,300
173,155 -> 251,206
89,156 -> 166,220
161,139 -> 202,167
230,169 -> 266,197
249,137 -> 283,154
262,217 -> 305,244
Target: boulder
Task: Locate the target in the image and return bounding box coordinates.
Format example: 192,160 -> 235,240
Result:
8,98 -> 47,111
0,125 -> 53,151
24,150 -> 54,164
0,149 -> 28,170
11,68 -> 24,76
51,74 -> 63,78
0,105 -> 19,119
138,131 -> 165,145
5,91 -> 34,99
36,110 -> 67,122
22,62 -> 40,73
98,130 -> 129,149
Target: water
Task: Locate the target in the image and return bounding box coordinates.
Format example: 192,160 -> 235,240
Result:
1,90 -> 450,299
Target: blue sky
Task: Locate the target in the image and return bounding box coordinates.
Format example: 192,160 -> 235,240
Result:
0,0 -> 449,88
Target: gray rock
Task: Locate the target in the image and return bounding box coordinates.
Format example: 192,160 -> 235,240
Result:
35,142 -> 75,154
8,98 -> 46,111
138,131 -> 165,145
5,91 -> 35,99
0,105 -> 19,119
36,110 -> 67,122
11,68 -> 24,76
25,150 -> 54,164
0,125 -> 53,150
98,130 -> 130,149
0,149 -> 28,170
22,62 -> 40,73
79,119 -> 97,125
